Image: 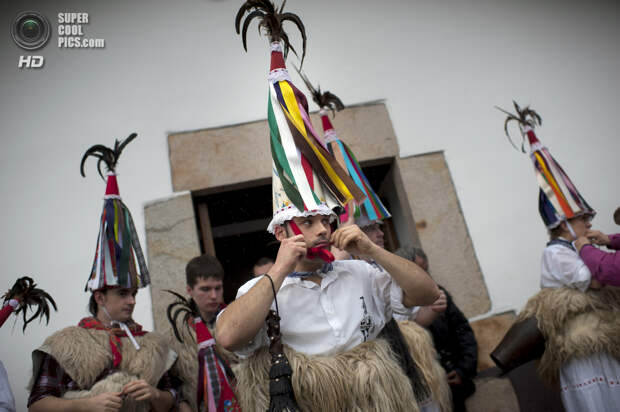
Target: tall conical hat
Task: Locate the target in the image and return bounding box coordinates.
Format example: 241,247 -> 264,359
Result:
498,101 -> 595,229
80,133 -> 150,291
297,71 -> 391,227
236,1 -> 365,234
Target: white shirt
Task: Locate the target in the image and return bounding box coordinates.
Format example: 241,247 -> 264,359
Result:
227,260 -> 414,356
541,239 -> 592,291
0,361 -> 16,412
366,260 -> 420,322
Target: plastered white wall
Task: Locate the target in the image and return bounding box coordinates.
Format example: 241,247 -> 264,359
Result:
1,0 -> 618,409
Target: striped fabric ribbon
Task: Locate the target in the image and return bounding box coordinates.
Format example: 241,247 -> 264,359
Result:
194,318 -> 240,412
321,111 -> 390,223
525,127 -> 594,228
267,44 -> 364,214
86,196 -> 150,291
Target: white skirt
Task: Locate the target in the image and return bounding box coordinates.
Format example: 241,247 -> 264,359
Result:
560,352 -> 620,412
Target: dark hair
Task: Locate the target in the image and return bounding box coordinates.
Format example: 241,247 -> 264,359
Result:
395,245 -> 428,265
186,255 -> 225,287
254,256 -> 274,267
88,289 -> 107,316
548,224 -> 565,240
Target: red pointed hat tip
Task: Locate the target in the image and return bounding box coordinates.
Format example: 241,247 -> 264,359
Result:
270,50 -> 286,71
105,174 -> 120,196
321,114 -> 334,131
526,129 -> 540,145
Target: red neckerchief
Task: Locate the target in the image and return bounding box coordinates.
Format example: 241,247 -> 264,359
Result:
191,313 -> 240,412
78,317 -> 147,368
288,220 -> 335,263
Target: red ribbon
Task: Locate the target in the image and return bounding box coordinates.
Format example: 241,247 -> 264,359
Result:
288,221 -> 335,263
193,317 -> 240,411
78,317 -> 146,368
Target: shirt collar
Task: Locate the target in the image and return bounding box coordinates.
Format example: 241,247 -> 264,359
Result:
283,262 -> 338,290
289,262 -> 333,278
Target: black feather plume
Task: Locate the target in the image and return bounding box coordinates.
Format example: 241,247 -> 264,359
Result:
295,67 -> 344,117
3,277 -> 57,332
495,101 -> 542,152
164,290 -> 197,343
235,0 -> 307,67
80,133 -> 137,180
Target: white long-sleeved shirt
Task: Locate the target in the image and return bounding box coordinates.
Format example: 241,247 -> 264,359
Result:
226,260 -> 414,356
541,238 -> 592,291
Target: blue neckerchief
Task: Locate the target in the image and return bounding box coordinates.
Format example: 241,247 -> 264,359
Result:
288,262 -> 334,278
547,238 -> 576,251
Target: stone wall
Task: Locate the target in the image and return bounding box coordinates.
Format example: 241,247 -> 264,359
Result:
144,192 -> 201,331
397,153 -> 490,317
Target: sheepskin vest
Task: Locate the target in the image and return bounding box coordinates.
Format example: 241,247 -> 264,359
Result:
518,286 -> 620,386
166,319 -> 239,412
31,326 -> 177,412
233,320 -> 452,412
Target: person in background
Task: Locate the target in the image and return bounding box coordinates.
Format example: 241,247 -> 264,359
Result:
29,136 -> 179,412
167,254 -> 239,412
252,257 -> 275,277
499,103 -> 620,411
397,246 -> 478,412
574,224 -> 620,286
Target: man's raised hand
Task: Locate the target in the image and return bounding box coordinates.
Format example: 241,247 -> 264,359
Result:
270,234 -> 307,277
331,225 -> 377,257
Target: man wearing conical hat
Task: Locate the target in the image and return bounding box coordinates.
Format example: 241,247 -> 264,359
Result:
496,103 -> 620,411
28,135 -> 181,412
217,3 -> 441,411
297,71 -> 452,411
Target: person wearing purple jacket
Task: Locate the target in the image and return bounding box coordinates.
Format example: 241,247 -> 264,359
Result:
575,230 -> 620,286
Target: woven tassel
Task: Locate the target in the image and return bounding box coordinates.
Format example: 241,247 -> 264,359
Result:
266,310 -> 300,412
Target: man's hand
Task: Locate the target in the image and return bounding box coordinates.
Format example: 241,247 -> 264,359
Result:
331,225 -> 377,257
121,379 -> 158,402
574,236 -> 591,252
446,370 -> 463,386
586,230 -> 611,246
86,392 -> 123,411
430,290 -> 447,313
270,234 -> 307,277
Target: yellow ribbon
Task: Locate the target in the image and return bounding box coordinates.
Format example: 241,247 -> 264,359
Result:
278,81 -> 354,204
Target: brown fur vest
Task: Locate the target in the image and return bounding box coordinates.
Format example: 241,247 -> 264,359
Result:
517,286 -> 620,385
234,320 -> 451,412
165,319 -> 239,411
30,326 -> 177,412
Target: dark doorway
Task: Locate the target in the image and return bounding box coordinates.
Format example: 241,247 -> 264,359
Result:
193,159 -> 398,303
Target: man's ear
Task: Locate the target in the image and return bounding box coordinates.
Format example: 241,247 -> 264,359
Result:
94,290 -> 105,306
186,285 -> 192,296
274,224 -> 287,241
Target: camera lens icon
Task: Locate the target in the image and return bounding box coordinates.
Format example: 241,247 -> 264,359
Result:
12,11 -> 51,50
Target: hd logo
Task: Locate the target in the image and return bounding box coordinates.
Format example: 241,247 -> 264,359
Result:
12,11 -> 50,69
18,55 -> 44,68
